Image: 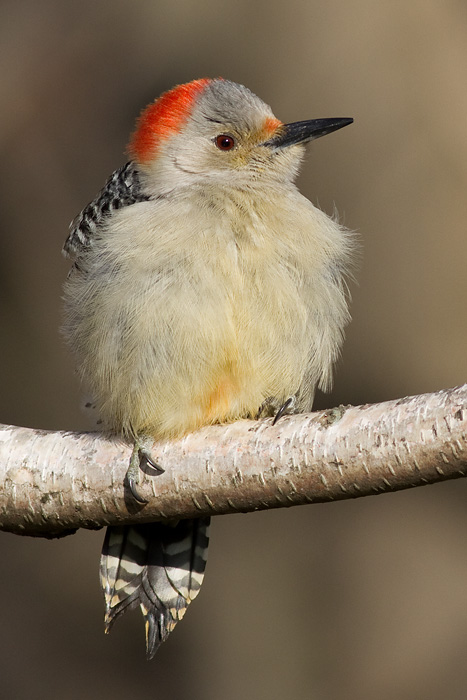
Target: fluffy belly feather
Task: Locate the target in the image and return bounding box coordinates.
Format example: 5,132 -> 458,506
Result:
79,262 -> 310,440
63,194 -> 333,440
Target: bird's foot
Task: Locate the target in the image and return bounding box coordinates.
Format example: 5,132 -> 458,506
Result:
125,438 -> 165,504
256,396 -> 278,419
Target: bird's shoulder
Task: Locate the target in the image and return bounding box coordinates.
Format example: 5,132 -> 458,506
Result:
63,161 -> 150,258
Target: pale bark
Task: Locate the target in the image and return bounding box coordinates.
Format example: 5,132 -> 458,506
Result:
1,385 -> 466,537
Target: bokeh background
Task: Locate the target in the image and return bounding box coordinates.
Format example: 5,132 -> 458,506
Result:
2,1 -> 467,698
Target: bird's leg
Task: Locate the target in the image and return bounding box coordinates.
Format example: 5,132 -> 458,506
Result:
125,437 -> 165,504
255,396 -> 279,419
273,396 -> 296,425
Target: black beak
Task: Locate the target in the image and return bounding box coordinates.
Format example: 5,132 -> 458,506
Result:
264,117 -> 353,149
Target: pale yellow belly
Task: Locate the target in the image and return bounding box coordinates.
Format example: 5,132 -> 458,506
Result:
94,283 -> 310,441
68,200 -> 318,441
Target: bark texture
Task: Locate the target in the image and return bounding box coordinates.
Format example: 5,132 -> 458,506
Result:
1,385 -> 466,537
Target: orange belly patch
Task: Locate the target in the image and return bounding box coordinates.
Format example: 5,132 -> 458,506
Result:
195,354 -> 259,426
204,376 -> 239,422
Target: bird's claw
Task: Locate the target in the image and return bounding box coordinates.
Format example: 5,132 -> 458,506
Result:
139,449 -> 165,475
126,474 -> 149,504
273,397 -> 294,425
125,440 -> 164,503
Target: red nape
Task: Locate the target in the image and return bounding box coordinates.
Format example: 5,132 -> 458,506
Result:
128,79 -> 213,163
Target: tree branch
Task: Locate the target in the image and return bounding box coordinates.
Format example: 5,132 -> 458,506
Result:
1,385 -> 466,537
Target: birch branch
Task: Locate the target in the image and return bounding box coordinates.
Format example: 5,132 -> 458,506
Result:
1,384 -> 466,538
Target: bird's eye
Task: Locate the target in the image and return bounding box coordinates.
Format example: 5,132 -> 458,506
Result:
215,134 -> 235,151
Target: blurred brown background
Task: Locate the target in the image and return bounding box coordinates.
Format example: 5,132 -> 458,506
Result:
2,0 -> 467,698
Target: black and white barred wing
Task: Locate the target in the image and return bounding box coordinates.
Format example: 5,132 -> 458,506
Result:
100,518 -> 210,659
63,161 -> 149,258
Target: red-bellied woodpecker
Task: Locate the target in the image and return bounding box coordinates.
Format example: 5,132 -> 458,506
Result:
62,78 -> 354,659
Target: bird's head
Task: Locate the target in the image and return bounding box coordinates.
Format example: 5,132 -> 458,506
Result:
128,78 -> 352,193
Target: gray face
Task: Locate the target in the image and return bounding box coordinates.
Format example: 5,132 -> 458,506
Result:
162,79 -> 305,186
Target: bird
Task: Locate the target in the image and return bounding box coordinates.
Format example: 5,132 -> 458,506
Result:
62,77 -> 353,658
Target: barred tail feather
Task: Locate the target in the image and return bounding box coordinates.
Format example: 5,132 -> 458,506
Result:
100,518 -> 210,659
